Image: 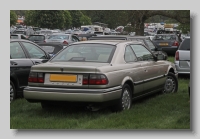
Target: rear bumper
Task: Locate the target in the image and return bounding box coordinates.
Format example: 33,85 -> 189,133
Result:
157,47 -> 178,54
175,61 -> 190,74
23,86 -> 122,102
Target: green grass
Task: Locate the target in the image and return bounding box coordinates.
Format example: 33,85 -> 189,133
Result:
167,56 -> 175,63
10,77 -> 190,129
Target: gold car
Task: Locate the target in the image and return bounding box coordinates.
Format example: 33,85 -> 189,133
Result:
23,40 -> 178,111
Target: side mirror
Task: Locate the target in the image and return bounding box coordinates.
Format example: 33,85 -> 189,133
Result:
156,52 -> 167,60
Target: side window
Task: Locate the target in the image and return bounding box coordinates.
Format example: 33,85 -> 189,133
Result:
72,36 -> 79,42
130,44 -> 154,61
124,45 -> 137,62
21,35 -> 27,39
21,42 -> 47,59
10,42 -> 26,59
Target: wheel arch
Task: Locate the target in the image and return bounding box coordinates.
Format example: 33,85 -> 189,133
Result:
121,76 -> 134,97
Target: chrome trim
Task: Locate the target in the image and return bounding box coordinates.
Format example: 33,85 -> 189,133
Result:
24,86 -> 122,93
134,75 -> 165,85
144,75 -> 165,82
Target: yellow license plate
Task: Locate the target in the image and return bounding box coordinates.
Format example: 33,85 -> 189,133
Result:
50,74 -> 77,82
159,43 -> 168,46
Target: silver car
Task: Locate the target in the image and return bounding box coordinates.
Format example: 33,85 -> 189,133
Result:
45,34 -> 79,45
175,37 -> 190,74
23,40 -> 178,111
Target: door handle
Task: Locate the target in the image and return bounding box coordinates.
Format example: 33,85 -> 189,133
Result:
10,62 -> 18,65
34,61 -> 40,65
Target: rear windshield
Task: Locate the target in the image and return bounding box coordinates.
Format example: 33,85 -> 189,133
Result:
10,35 -> 18,39
13,31 -> 26,35
154,35 -> 176,40
29,35 -> 45,41
89,37 -> 126,40
51,44 -> 116,63
48,35 -> 69,40
179,38 -> 190,50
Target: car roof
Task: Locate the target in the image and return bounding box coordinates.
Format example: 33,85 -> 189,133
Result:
10,39 -> 34,43
71,40 -> 143,45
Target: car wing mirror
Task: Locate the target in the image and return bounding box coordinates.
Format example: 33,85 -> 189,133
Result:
157,53 -> 167,60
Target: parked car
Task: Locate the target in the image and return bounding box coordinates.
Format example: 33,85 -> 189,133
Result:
152,34 -> 181,55
45,34 -> 80,45
174,37 -> 190,74
23,40 -> 178,111
10,34 -> 28,40
37,42 -> 68,57
76,34 -> 97,41
10,39 -> 51,103
28,34 -> 46,44
89,35 -> 168,59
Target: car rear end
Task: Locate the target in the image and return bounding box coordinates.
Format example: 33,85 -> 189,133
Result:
23,43 -> 122,105
152,34 -> 179,55
175,37 -> 190,74
45,34 -> 70,45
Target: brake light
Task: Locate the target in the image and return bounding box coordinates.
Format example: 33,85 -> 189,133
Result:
63,40 -> 68,44
82,74 -> 108,85
175,51 -> 179,61
172,41 -> 179,47
28,72 -> 44,83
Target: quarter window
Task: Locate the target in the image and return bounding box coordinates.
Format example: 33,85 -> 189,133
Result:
130,44 -> 154,61
10,42 -> 26,59
124,46 -> 137,62
21,42 -> 47,59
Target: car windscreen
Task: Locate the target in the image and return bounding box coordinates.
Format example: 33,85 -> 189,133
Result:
48,35 -> 69,40
50,44 -> 116,63
29,35 -> 45,41
11,35 -> 18,39
179,38 -> 190,50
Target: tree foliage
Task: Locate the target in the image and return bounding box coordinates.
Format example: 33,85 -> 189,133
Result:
69,10 -> 83,28
63,10 -> 72,29
80,14 -> 92,25
10,10 -> 17,26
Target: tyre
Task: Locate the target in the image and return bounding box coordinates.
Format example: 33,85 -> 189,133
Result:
111,84 -> 132,112
10,81 -> 16,103
163,72 -> 178,93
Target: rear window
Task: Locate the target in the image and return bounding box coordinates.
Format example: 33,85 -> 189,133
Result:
48,35 -> 69,40
51,44 -> 116,63
179,38 -> 190,50
11,35 -> 18,39
29,35 -> 45,41
154,35 -> 176,40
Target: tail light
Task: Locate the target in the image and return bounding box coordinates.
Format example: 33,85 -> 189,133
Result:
63,40 -> 68,44
82,74 -> 108,85
172,41 -> 179,47
28,72 -> 44,83
175,51 -> 179,61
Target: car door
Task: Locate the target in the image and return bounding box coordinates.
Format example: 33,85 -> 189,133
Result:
124,45 -> 144,97
130,44 -> 165,93
10,41 -> 34,89
20,42 -> 50,65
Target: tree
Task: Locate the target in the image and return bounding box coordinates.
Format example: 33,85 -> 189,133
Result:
69,10 -> 83,28
63,10 -> 72,29
24,10 -> 37,26
34,10 -> 66,29
80,14 -> 92,25
10,10 -> 17,26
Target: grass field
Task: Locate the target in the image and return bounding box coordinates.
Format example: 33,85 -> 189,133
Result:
10,56 -> 190,129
